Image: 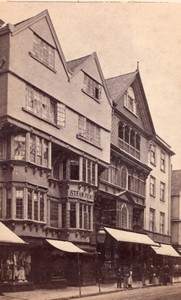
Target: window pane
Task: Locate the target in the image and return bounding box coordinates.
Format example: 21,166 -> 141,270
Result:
16,189 -> 24,219
33,34 -> 55,69
70,203 -> 76,228
50,201 -> 58,228
28,190 -> 32,220
6,190 -> 11,219
14,134 -> 26,160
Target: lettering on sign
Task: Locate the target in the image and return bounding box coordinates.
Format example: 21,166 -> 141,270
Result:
69,190 -> 94,201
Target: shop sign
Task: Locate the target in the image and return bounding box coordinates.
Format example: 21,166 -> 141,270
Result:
69,189 -> 94,201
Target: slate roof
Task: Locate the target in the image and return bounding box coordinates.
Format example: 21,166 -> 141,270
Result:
67,54 -> 92,73
172,170 -> 181,195
106,71 -> 138,102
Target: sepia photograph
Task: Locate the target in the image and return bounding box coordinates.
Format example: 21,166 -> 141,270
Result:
0,1 -> 181,299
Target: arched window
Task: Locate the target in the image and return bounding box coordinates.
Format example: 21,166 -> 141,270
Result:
121,204 -> 128,229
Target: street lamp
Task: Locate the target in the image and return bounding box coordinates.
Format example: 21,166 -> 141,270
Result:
97,226 -> 106,244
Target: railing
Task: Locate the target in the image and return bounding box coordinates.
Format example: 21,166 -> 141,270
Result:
118,139 -> 140,160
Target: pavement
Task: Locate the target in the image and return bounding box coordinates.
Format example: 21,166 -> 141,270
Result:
0,280 -> 156,300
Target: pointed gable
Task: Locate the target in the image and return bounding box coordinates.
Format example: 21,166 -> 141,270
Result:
11,10 -> 69,79
67,52 -> 112,106
106,70 -> 155,136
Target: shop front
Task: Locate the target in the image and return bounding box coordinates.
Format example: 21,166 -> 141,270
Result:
97,226 -> 157,283
150,243 -> 181,283
0,222 -> 31,292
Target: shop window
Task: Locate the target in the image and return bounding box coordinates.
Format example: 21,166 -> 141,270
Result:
25,85 -> 66,127
2,250 -> 31,282
16,189 -> 24,219
32,33 -> 55,70
50,201 -> 59,228
78,116 -> 101,147
13,134 -> 26,160
70,160 -> 79,180
6,189 -> 11,219
160,212 -> 165,234
83,73 -> 102,101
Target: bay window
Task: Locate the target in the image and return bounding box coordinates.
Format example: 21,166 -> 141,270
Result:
12,133 -> 51,168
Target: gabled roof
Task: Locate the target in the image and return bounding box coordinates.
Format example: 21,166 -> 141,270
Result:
106,71 -> 138,103
172,170 -> 181,196
67,52 -> 112,107
9,10 -> 69,79
67,54 -> 92,74
106,69 -> 156,136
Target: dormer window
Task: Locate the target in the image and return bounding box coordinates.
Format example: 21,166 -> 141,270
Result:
124,87 -> 137,115
83,73 -> 102,101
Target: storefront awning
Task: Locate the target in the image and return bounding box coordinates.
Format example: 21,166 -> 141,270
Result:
46,239 -> 86,253
151,243 -> 180,257
0,222 -> 26,244
105,227 -> 157,246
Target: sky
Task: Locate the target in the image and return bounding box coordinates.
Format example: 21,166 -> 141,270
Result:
0,2 -> 181,169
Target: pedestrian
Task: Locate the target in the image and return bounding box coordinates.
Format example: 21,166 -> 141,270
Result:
127,268 -> 133,289
116,266 -> 123,289
123,266 -> 130,289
